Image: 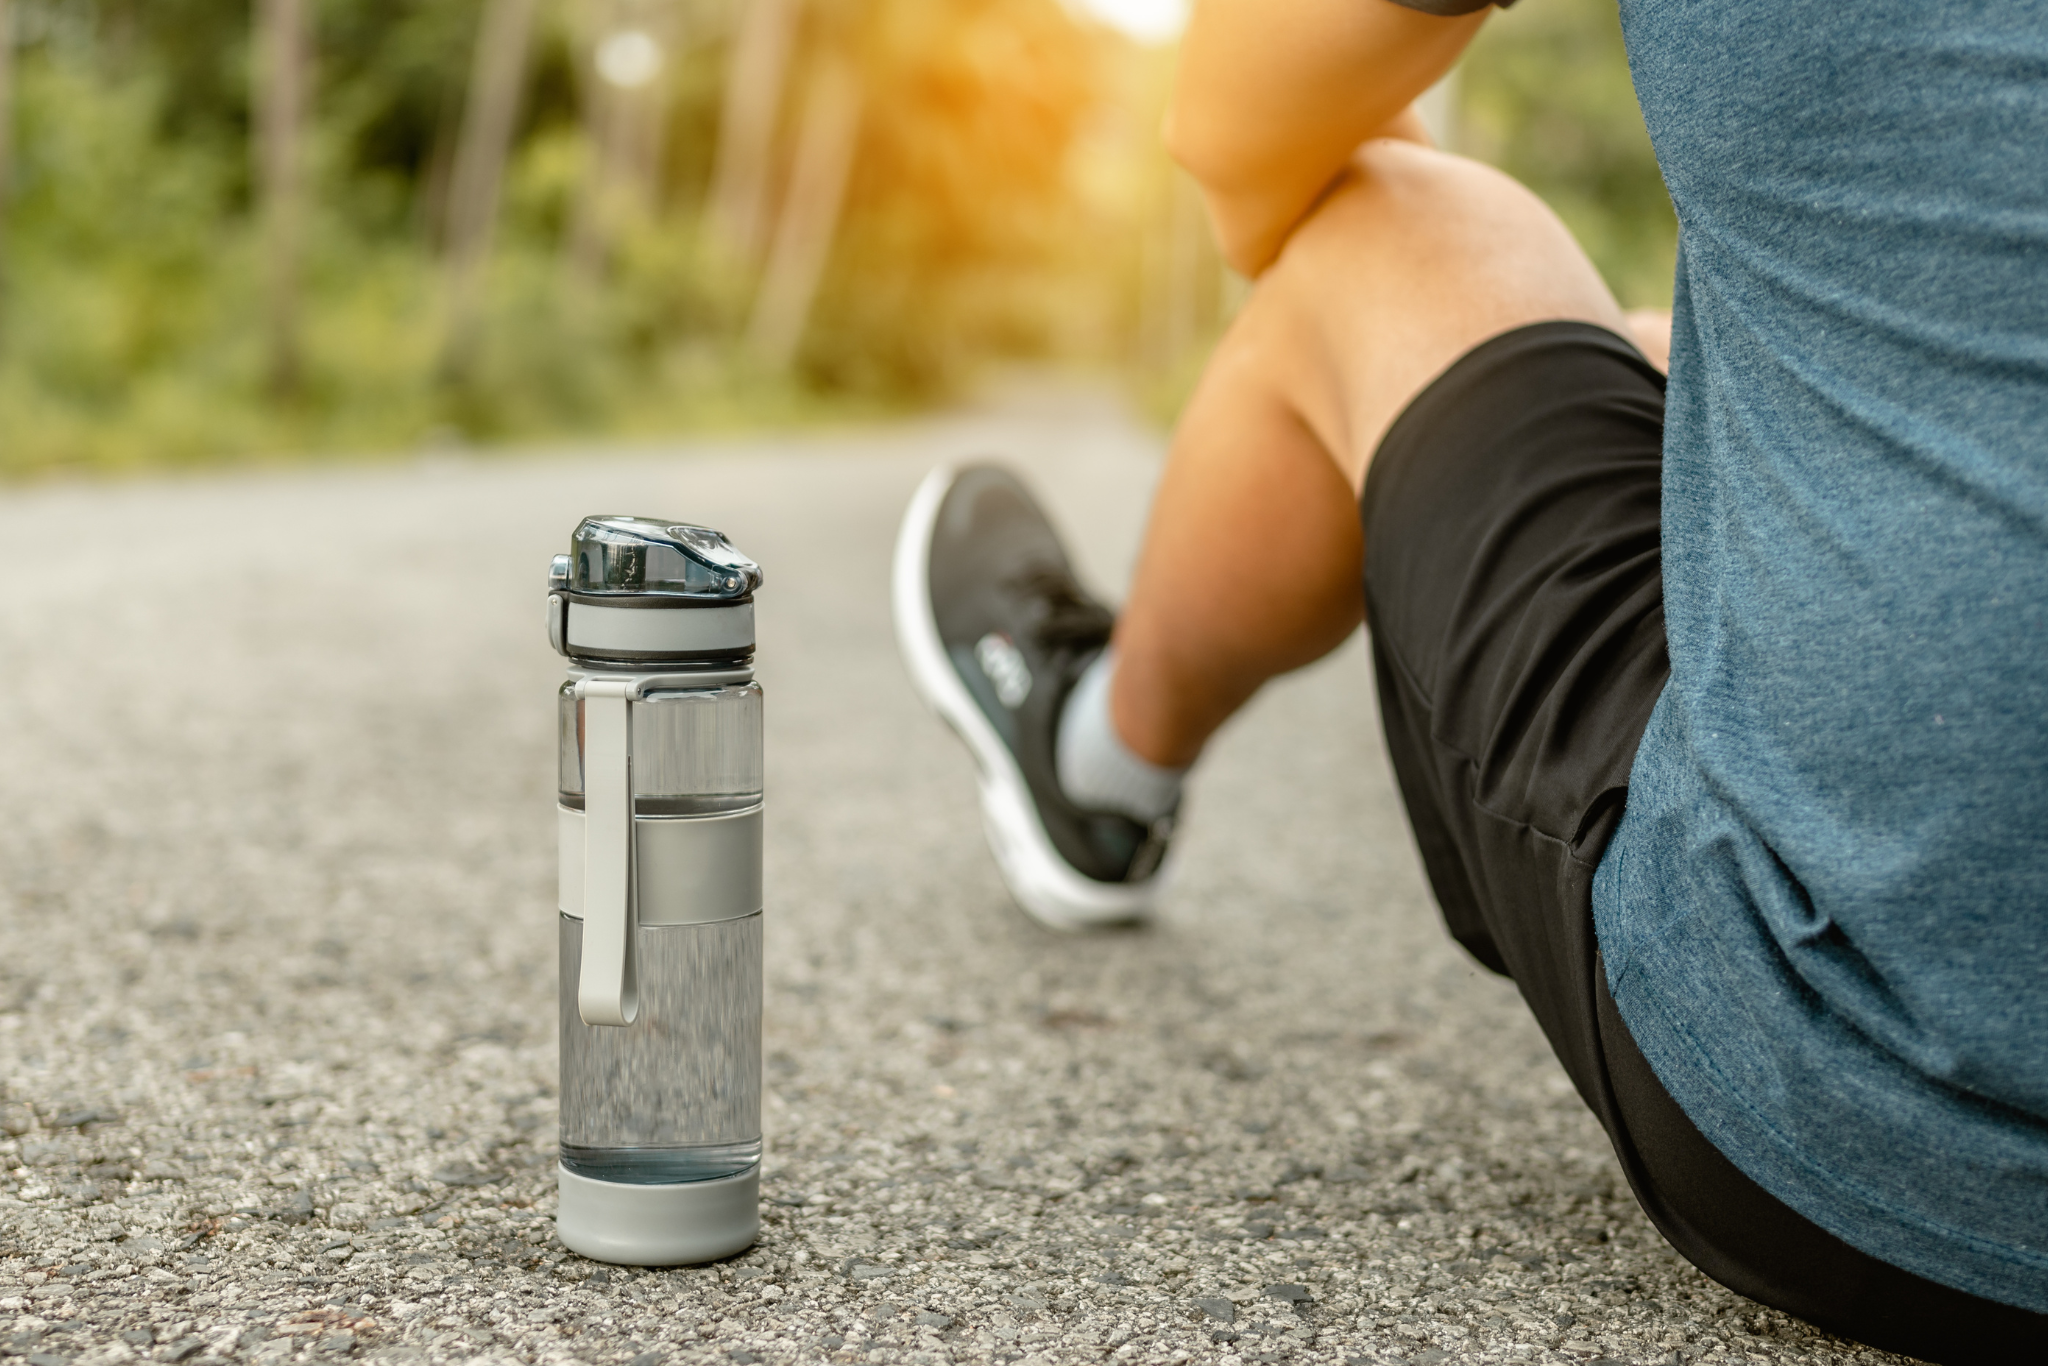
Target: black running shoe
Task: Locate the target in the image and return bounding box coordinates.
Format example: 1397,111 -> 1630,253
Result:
892,462 -> 1175,928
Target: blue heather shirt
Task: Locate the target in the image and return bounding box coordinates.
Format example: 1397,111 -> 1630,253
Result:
1591,0 -> 2048,1309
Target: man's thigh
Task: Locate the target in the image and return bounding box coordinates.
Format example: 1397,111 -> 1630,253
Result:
1248,136 -> 1633,492
1362,320 -> 1669,1101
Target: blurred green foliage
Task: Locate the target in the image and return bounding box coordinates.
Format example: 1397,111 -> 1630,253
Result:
807,0 -> 1101,393
1459,0 -> 1677,310
0,0 -> 1674,475
0,0 -> 1110,475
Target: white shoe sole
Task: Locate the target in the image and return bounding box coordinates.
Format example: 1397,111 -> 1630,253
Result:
891,464 -> 1171,930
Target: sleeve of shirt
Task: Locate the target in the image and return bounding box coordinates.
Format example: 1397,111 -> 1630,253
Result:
1381,0 -> 1508,14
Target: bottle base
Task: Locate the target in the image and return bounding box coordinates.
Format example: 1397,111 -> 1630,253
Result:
555,1162 -> 759,1266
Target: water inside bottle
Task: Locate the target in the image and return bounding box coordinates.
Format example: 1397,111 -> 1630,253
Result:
559,913 -> 762,1185
558,681 -> 763,815
559,1138 -> 763,1184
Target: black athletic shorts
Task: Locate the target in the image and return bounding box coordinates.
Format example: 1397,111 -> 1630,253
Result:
1360,321 -> 2046,1365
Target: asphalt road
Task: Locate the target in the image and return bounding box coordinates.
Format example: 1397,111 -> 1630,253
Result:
0,392 -> 1907,1366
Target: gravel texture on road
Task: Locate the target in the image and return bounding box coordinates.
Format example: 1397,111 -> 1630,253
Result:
0,396 -> 1910,1366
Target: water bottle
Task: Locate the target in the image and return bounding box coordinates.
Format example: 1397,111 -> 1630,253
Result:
546,515 -> 764,1265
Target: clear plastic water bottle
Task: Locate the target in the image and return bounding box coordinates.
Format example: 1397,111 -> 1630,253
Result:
546,515 -> 764,1265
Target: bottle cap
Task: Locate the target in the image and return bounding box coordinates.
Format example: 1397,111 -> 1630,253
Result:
547,516 -> 761,663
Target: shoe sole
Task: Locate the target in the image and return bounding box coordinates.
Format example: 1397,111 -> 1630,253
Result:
891,463 -> 1170,930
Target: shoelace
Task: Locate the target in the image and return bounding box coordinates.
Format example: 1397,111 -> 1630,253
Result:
1007,565 -> 1113,651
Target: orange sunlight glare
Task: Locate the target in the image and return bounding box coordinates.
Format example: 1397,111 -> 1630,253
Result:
1070,0 -> 1188,45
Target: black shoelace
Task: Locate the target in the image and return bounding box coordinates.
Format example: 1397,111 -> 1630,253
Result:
1007,565 -> 1113,652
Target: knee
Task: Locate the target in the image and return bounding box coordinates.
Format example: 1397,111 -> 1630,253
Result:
1261,138 -> 1621,353
1273,140 -> 1538,285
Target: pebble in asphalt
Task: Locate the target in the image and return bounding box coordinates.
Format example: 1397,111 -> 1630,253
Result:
0,395 -> 1909,1366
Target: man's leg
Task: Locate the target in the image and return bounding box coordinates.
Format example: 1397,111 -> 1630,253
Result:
1109,137 -> 1632,767
886,132 -> 1650,922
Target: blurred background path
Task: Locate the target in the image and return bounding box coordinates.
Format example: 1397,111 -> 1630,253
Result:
0,392 -> 1897,1366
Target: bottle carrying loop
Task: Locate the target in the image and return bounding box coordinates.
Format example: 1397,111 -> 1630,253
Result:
578,679 -> 639,1027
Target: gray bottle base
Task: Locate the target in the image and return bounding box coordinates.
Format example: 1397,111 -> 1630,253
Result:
555,1164 -> 759,1266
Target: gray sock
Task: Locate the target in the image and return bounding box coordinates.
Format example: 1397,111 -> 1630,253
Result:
1056,649 -> 1186,822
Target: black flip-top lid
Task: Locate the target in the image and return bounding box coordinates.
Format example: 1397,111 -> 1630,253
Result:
547,516 -> 762,664
551,516 -> 763,602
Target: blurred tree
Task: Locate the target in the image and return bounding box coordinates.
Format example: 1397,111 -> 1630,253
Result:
1458,0 -> 1676,308
253,0 -> 309,396
705,0 -> 794,265
0,0 -> 13,333
746,48 -> 858,368
316,1 -> 497,240
441,0 -> 539,379
797,0 -> 1100,392
566,0 -> 690,281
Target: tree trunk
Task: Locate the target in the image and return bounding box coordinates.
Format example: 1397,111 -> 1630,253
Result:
441,0 -> 540,379
706,0 -> 797,265
745,53 -> 860,369
564,0 -> 681,285
254,0 -> 309,399
0,0 -> 14,337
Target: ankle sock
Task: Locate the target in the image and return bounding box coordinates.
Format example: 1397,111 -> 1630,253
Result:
1056,649 -> 1186,823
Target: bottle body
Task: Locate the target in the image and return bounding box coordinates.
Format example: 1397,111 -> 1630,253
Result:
547,515 -> 765,1266
556,676 -> 764,1190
